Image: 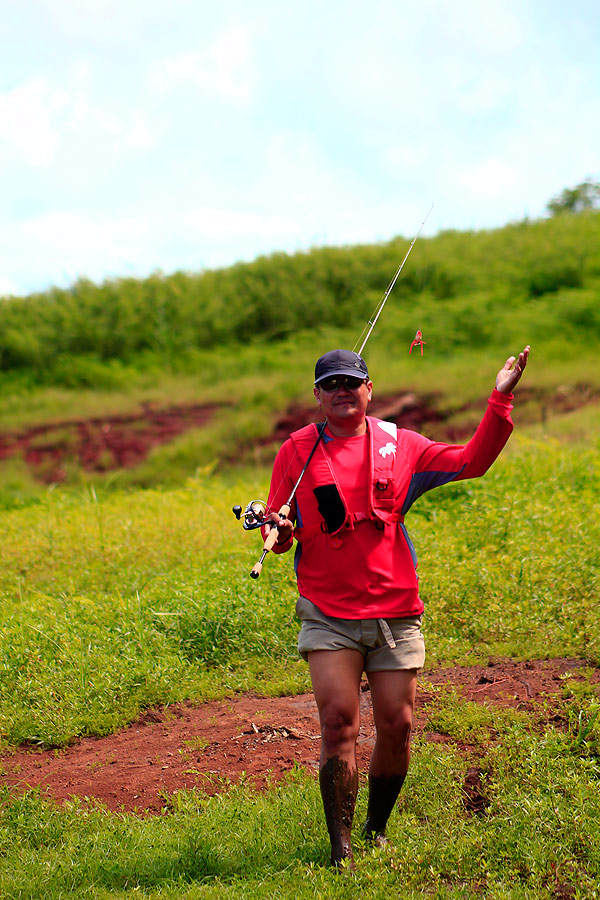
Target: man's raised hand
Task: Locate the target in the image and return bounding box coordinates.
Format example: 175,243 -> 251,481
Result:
495,346 -> 530,395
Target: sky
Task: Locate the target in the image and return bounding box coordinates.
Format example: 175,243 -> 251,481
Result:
1,0 -> 598,297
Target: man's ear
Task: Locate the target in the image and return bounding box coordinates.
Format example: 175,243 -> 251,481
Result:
313,386 -> 321,404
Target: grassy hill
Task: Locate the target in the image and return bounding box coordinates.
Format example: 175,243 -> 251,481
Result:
0,209 -> 599,501
3,209 -> 600,376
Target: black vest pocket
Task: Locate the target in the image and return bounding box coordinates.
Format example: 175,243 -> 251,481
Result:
313,484 -> 346,533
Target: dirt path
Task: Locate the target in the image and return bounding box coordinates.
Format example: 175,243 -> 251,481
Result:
2,658 -> 596,814
1,384 -> 597,482
0,402 -> 220,482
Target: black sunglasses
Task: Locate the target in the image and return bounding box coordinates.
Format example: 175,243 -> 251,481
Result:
318,375 -> 367,392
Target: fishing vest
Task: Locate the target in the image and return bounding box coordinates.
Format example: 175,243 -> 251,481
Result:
289,417 -> 403,541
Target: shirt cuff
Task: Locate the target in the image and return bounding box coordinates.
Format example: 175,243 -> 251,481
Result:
492,387 -> 514,401
489,387 -> 514,416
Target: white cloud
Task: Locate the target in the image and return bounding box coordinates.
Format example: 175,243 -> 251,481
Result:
20,209 -> 149,250
124,113 -> 156,151
456,157 -> 519,201
0,204 -> 299,295
458,75 -> 514,114
0,210 -> 158,294
0,276 -> 18,298
152,26 -> 256,100
182,207 -> 298,241
0,65 -> 157,185
255,130 -> 373,219
439,0 -> 524,52
0,78 -> 65,167
34,0 -> 190,41
59,66 -> 157,152
244,131 -> 431,251
1,1 -> 599,296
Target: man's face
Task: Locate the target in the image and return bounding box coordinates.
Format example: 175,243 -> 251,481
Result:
314,375 -> 373,427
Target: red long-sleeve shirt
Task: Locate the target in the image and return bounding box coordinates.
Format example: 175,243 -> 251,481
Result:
266,389 -> 514,619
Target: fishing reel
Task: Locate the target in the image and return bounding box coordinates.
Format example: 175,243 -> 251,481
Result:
232,500 -> 269,531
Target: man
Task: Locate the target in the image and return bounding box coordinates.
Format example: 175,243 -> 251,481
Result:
263,345 -> 530,867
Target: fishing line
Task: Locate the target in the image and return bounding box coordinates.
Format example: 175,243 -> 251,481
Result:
353,203 -> 434,357
234,203 -> 434,577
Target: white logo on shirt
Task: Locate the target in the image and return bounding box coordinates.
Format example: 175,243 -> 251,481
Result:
379,442 -> 396,458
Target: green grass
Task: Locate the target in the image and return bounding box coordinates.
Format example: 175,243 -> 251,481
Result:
0,477 -> 308,748
1,212 -> 599,897
1,315 -> 599,498
416,435 -> 600,665
0,429 -> 598,899
1,209 -> 600,496
2,702 -> 600,898
0,433 -> 597,750
1,368 -> 598,899
1,211 -> 599,381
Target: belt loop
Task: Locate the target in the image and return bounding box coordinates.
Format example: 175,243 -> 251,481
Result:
378,618 -> 397,649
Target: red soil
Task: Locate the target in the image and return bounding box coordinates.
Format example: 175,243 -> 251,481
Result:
0,403 -> 220,483
2,658 -> 596,815
1,383 -> 595,483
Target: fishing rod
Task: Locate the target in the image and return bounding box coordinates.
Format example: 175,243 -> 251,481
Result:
234,205 -> 433,577
353,202 -> 434,356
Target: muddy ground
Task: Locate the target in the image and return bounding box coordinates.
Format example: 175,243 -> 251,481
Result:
0,383 -> 597,482
2,658 -> 597,815
0,402 -> 221,483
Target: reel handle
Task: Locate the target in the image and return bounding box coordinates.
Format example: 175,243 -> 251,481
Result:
250,503 -> 291,579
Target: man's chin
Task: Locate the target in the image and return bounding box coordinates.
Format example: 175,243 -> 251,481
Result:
329,407 -> 362,423
333,400 -> 357,412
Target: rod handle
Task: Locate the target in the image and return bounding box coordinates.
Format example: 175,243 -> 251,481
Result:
249,504 -> 291,578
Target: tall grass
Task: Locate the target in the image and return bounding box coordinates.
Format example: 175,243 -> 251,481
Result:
0,431 -> 597,750
1,212 -> 600,498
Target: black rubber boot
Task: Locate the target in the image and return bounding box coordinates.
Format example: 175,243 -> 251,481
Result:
362,772 -> 405,846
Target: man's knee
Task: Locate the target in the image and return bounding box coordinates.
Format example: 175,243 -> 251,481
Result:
320,704 -> 360,752
375,707 -> 413,749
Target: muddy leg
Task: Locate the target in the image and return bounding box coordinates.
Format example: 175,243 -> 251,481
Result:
319,756 -> 358,866
308,649 -> 363,867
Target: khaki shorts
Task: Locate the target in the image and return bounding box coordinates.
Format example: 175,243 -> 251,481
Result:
296,596 -> 425,672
